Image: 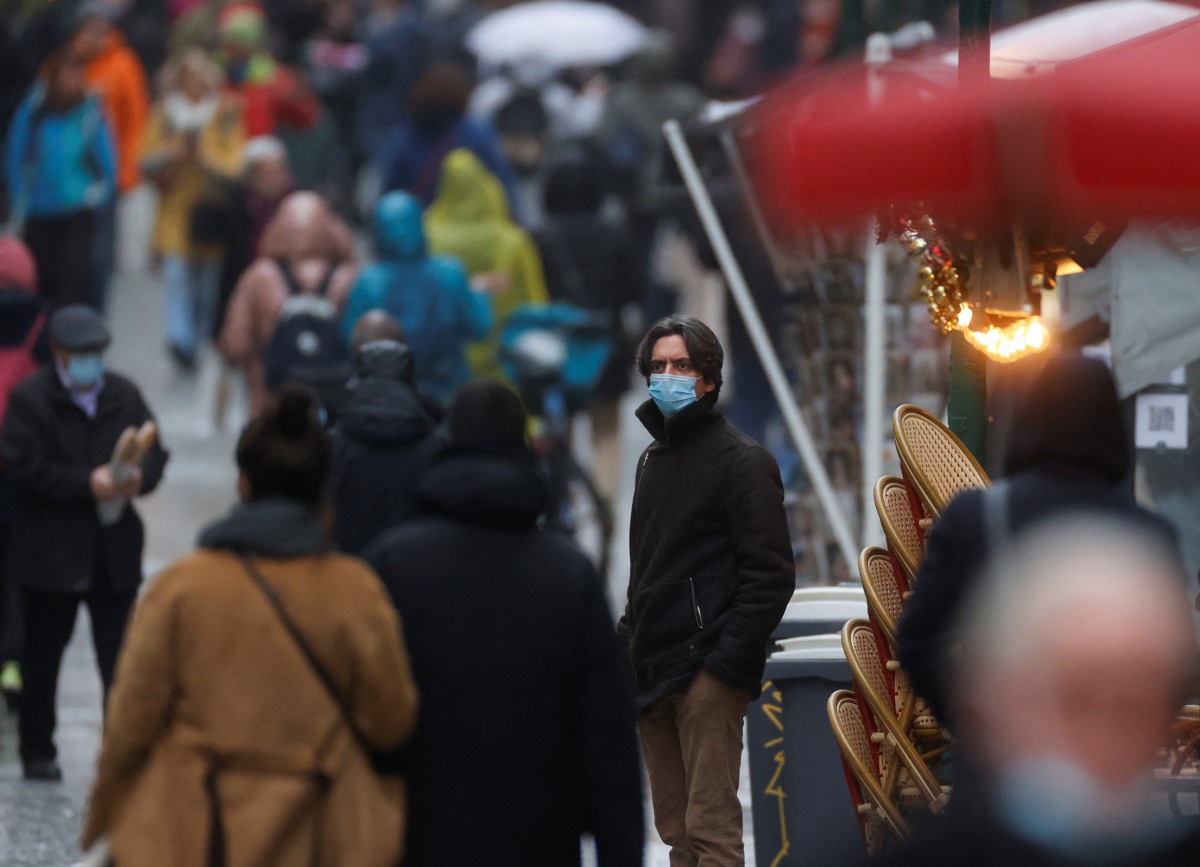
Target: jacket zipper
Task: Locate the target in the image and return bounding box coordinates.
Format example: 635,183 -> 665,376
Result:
689,577 -> 704,630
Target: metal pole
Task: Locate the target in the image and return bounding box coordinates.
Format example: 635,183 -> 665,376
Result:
861,39 -> 891,547
947,0 -> 992,463
662,119 -> 861,570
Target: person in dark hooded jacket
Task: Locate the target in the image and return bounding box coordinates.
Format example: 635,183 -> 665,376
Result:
340,190 -> 491,407
364,381 -> 644,867
897,351 -> 1179,728
329,331 -> 437,556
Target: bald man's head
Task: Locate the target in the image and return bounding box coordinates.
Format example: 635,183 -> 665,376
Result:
350,310 -> 406,355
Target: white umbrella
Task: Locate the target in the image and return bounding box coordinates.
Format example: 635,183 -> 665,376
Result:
466,0 -> 648,70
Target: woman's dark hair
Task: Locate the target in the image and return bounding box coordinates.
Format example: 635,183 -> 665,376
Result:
635,314 -> 724,394
236,386 -> 331,505
39,49 -> 88,113
406,63 -> 472,132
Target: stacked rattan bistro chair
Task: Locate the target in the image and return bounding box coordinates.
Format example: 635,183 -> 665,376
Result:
891,404 -> 990,525
827,689 -> 912,857
828,405 -> 990,854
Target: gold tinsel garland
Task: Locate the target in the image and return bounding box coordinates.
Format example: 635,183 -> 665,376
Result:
889,212 -> 970,334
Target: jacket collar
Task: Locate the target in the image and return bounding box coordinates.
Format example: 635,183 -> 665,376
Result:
636,391 -> 721,446
197,498 -> 330,557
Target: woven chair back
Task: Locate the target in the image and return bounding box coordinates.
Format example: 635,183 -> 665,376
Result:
827,689 -> 911,854
892,404 -> 990,519
859,546 -> 907,651
843,619 -> 946,805
874,475 -> 925,582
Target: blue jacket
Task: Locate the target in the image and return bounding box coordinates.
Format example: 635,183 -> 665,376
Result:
341,191 -> 491,406
5,86 -> 115,220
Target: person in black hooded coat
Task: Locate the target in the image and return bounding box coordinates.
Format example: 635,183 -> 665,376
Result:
896,351 -> 1179,728
364,381 -> 644,867
329,336 -> 437,556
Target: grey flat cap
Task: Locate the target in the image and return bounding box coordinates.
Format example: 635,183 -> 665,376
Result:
50,305 -> 111,351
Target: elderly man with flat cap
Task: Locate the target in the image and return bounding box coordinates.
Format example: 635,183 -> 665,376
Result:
1,304 -> 167,781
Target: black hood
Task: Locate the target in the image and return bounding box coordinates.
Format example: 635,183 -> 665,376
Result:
337,378 -> 434,446
0,289 -> 43,348
197,498 -> 329,558
418,446 -> 547,528
1004,351 -> 1128,483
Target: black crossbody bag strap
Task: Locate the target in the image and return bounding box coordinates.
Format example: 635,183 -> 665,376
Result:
237,554 -> 377,761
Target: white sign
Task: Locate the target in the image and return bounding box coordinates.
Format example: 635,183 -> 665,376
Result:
1135,393 -> 1189,449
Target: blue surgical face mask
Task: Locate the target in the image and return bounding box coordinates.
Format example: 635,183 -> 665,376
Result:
67,353 -> 105,389
995,754 -> 1172,863
649,373 -> 700,418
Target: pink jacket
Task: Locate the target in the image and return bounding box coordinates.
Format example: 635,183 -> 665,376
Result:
219,192 -> 355,416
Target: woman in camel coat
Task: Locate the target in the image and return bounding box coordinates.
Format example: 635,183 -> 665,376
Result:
82,387 -> 418,867
219,190 -> 356,416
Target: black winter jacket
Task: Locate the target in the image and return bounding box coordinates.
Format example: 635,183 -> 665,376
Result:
329,377 -> 437,556
619,393 -> 794,711
365,446 -> 644,867
1,367 -> 168,594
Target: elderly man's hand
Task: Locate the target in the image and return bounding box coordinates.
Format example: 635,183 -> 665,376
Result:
91,465 -> 142,502
90,465 -> 120,502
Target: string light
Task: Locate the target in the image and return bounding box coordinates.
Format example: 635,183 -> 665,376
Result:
886,209 -> 1051,363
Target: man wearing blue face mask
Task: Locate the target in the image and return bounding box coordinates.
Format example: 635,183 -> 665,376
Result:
618,314 -> 794,866
0,304 -> 168,782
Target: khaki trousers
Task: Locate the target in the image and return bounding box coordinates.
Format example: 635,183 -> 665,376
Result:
637,669 -> 750,867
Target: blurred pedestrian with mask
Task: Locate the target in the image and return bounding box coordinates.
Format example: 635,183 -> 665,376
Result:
219,190 -> 356,417
425,148 -> 548,382
142,48 -> 245,371
341,190 -> 492,408
897,351 -> 1179,728
535,147 -> 640,502
378,63 -> 519,213
330,320 -> 439,556
82,386 -> 418,866
5,49 -> 116,310
621,314 -> 793,866
1,305 -> 168,781
73,0 -> 151,311
869,516 -> 1200,867
366,381 -> 644,866
0,238 -> 51,712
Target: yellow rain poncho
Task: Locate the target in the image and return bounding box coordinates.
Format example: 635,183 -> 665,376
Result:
425,148 -> 548,380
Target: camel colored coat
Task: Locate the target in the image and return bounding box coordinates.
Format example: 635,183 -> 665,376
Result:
82,549 -> 418,867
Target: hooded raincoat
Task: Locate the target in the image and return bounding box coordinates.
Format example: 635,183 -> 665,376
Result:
424,149 -> 548,381
341,192 -> 491,406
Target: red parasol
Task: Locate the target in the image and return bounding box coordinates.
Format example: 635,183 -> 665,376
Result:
753,14 -> 1200,233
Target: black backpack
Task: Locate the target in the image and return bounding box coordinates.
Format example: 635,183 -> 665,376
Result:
262,258 -> 351,411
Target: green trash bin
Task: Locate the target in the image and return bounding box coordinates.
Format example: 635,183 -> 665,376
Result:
748,635 -> 861,866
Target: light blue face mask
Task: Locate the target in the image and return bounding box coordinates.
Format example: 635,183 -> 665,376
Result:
649,373 -> 700,418
67,353 -> 105,389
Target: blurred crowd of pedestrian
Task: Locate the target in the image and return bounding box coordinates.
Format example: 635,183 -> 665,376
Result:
4,1 -> 1181,865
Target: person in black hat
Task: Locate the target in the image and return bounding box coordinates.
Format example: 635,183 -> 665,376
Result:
0,304 -> 168,781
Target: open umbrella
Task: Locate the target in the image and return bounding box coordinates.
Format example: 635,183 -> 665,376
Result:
753,0 -> 1200,230
465,0 -> 647,70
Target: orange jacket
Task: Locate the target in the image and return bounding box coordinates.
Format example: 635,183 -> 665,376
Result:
81,30 -> 150,193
